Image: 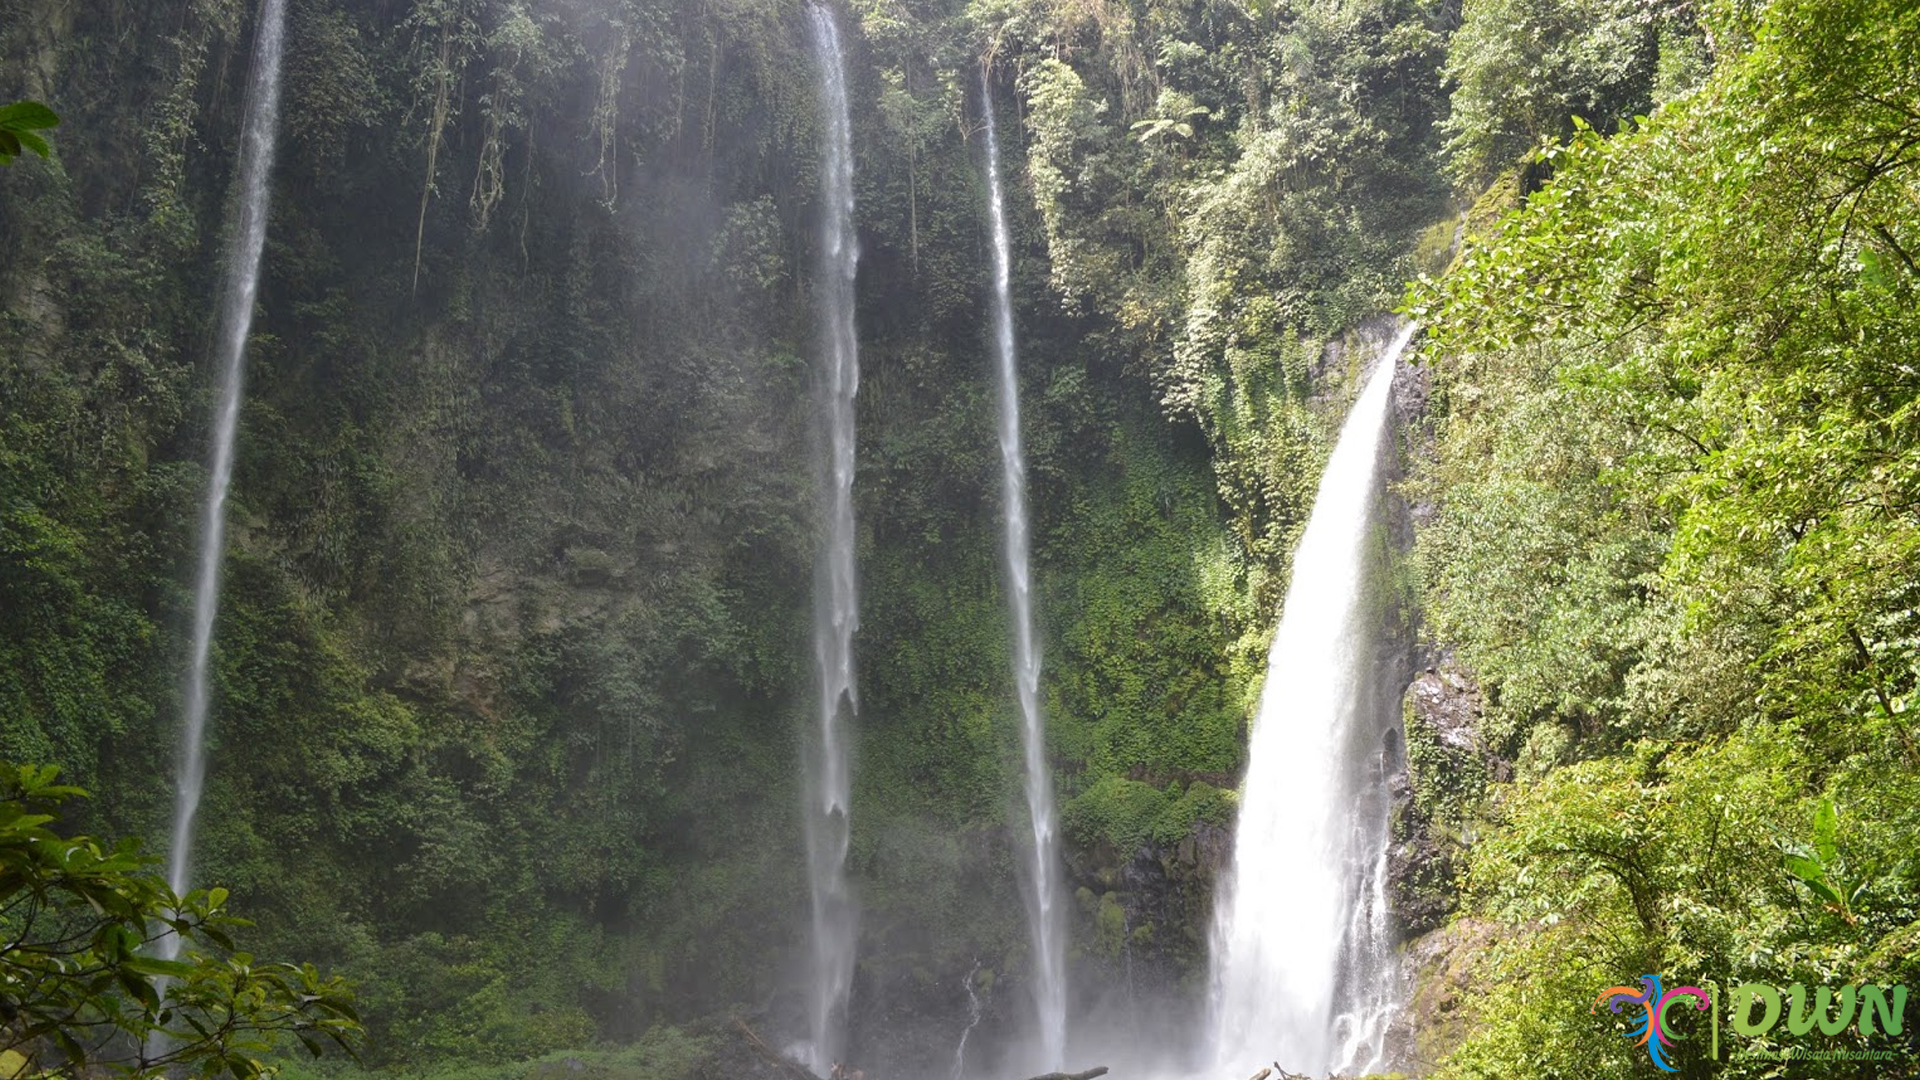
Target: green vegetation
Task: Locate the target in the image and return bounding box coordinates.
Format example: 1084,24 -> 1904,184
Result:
0,763 -> 360,1079
1409,0 -> 1920,1072
2,0 -> 1435,1063
3,0 -> 1912,1071
272,1029 -> 713,1080
0,101 -> 56,164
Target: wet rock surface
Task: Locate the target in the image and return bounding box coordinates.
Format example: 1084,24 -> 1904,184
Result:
1387,656 -> 1498,941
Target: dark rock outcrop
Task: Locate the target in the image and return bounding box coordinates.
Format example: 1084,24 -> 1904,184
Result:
1388,658 -> 1500,940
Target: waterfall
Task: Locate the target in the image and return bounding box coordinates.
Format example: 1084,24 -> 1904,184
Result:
950,959 -> 985,1080
162,0 -> 289,950
801,5 -> 861,1074
1207,324 -> 1416,1076
980,70 -> 1068,1072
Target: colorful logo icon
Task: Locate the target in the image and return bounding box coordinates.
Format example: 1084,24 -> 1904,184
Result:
1593,975 -> 1712,1071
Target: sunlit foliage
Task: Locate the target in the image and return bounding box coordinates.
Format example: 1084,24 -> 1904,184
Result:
1412,0 -> 1920,1071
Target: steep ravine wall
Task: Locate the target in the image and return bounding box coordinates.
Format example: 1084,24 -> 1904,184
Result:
0,0 -> 1452,1071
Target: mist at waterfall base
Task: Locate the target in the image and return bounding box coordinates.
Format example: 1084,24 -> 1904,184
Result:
161,0 -> 289,957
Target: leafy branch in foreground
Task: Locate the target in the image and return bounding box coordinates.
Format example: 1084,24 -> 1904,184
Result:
0,762 -> 360,1079
0,101 -> 58,164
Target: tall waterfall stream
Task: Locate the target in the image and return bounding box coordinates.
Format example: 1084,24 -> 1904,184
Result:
800,6 -> 863,1073
1207,325 -> 1416,1076
981,70 -> 1069,1073
163,0 -> 290,950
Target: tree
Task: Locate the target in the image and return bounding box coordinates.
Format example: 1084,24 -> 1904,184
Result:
1439,0 -> 1666,187
0,763 -> 360,1079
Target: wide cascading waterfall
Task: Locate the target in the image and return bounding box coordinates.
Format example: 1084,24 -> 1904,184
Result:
800,5 -> 861,1075
980,70 -> 1068,1072
1207,324 -> 1417,1076
162,0 -> 289,951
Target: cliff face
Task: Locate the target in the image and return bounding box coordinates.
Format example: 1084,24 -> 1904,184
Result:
0,0 -> 1451,1067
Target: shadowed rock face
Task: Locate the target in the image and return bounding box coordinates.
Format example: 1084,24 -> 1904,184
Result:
1382,658 -> 1506,1072
1388,661 -> 1487,941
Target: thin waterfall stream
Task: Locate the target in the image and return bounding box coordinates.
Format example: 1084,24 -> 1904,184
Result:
950,959 -> 984,1080
162,0 -> 290,951
980,70 -> 1068,1072
801,4 -> 862,1074
1208,324 -> 1416,1076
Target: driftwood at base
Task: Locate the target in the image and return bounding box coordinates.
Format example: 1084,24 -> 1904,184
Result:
733,1020 -> 817,1080
1020,1068 -> 1109,1080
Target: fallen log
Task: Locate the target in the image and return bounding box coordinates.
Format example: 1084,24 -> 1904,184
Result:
732,1019 -> 818,1080
1020,1068 -> 1109,1080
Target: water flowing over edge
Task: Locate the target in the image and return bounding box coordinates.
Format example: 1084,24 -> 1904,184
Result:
980,67 -> 1069,1073
1207,324 -> 1417,1077
163,0 -> 290,952
801,5 -> 861,1074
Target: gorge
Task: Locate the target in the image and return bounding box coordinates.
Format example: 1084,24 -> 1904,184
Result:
2,1 -> 1916,1079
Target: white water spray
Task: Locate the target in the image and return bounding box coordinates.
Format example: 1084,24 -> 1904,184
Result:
1208,325 -> 1416,1076
163,0 -> 289,948
801,5 -> 861,1074
980,69 -> 1068,1072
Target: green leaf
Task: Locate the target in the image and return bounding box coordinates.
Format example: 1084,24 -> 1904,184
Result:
1813,798 -> 1838,865
0,101 -> 59,130
118,968 -> 160,1013
1861,248 -> 1889,289
126,956 -> 196,979
1782,853 -> 1825,884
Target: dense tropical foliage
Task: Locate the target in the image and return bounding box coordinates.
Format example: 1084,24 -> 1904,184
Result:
0,0 -> 1913,1074
1409,0 -> 1920,1073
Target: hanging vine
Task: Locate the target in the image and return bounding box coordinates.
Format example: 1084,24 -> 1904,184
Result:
470,2 -> 554,233
404,0 -> 481,294
587,17 -> 633,212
